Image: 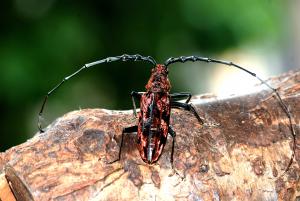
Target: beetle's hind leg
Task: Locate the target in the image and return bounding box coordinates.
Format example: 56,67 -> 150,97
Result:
107,125 -> 137,164
168,126 -> 184,180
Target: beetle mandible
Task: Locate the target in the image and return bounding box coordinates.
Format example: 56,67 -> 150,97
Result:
38,54 -> 296,172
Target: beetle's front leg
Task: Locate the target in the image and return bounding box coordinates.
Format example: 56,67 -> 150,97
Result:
130,91 -> 144,117
107,125 -> 138,164
171,101 -> 204,124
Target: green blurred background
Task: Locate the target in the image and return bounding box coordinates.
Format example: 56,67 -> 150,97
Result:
0,0 -> 299,151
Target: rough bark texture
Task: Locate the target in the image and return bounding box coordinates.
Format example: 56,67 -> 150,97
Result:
0,70 -> 300,201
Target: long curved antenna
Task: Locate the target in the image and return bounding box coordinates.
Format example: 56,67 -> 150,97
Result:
164,55 -> 296,174
38,54 -> 157,132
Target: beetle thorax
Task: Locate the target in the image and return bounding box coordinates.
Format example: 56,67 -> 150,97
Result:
145,64 -> 171,93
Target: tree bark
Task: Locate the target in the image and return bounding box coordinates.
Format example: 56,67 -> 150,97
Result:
0,70 -> 299,201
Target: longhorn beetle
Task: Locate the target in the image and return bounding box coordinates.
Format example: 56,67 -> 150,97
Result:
38,54 -> 296,173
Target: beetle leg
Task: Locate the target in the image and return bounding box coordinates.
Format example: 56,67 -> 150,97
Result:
170,92 -> 192,103
171,101 -> 204,124
131,91 -> 144,117
107,125 -> 138,164
168,126 -> 184,180
168,126 -> 176,169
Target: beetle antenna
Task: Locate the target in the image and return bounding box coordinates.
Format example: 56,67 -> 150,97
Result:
164,55 -> 296,175
38,54 -> 157,132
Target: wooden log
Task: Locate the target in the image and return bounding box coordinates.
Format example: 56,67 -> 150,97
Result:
0,70 -> 299,201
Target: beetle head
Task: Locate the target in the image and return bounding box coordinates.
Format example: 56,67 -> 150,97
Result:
145,64 -> 171,92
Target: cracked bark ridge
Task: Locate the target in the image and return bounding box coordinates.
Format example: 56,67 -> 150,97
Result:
0,70 -> 300,201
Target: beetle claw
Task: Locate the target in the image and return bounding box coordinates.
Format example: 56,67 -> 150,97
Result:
168,168 -> 184,181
